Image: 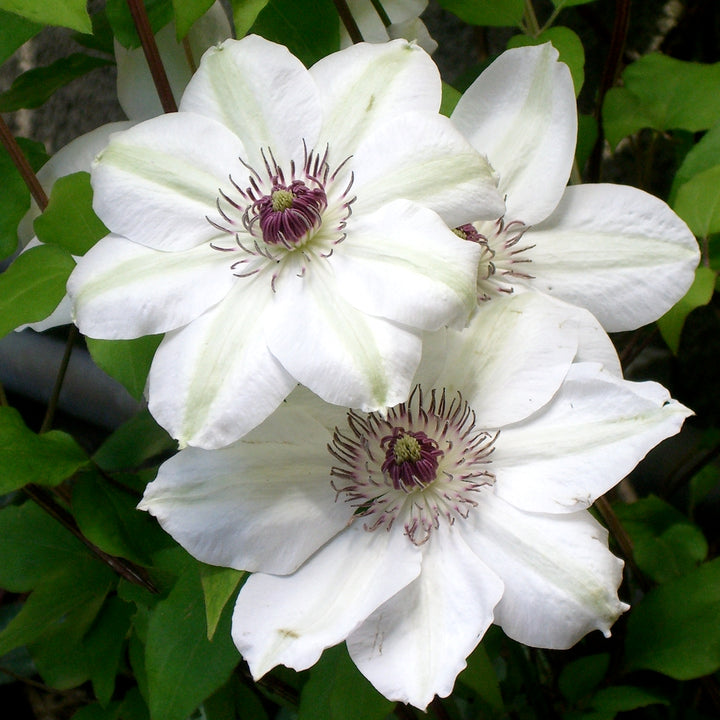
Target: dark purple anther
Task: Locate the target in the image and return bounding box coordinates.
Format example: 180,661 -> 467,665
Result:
381,428 -> 444,492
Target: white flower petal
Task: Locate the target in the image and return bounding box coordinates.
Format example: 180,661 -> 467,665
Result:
466,491 -> 629,648
140,403 -> 350,575
347,525 -> 503,710
332,200 -> 480,330
311,39 -> 441,160
147,278 -> 296,449
420,294 -> 577,428
493,362 -> 693,514
267,264 -> 422,412
351,112 -> 503,225
180,35 -> 321,167
18,122 -> 133,246
232,523 -> 422,679
68,234 -> 236,338
116,2 -> 231,121
451,43 -> 576,224
525,183 -> 700,331
92,112 -> 246,251
388,18 -> 437,55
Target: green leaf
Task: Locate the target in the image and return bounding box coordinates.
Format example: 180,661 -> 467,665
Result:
625,558 -> 720,678
84,597 -> 134,706
86,334 -> 163,401
71,703 -> 121,720
298,644 -> 393,720
106,0 -> 174,48
671,121 -> 720,203
0,0 -> 92,33
34,172 -> 108,256
250,0 -> 339,67
172,0 -> 214,39
673,164 -> 720,238
437,0 -> 524,26
656,265 -> 715,354
0,502 -> 91,591
603,54 -> 720,147
200,564 -> 245,641
507,26 -> 585,95
440,81 -> 461,117
145,565 -> 239,720
94,409 -> 175,472
0,53 -> 112,112
590,685 -> 669,712
0,406 -> 88,494
576,113 -> 598,172
0,136 -> 48,260
230,0 -> 269,37
0,9 -> 41,65
204,677 -> 268,720
551,0 -> 597,6
559,654 -> 609,704
0,555 -> 114,656
0,243 -> 75,338
72,471 -> 166,566
457,643 -> 503,710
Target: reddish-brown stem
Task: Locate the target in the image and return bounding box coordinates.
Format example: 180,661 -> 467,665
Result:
0,113 -> 48,210
126,0 -> 178,113
333,0 -> 364,43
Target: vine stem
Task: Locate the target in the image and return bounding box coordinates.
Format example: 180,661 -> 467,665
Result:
333,0 -> 364,44
23,484 -> 158,593
523,0 -> 541,36
0,381 -> 7,406
369,0 -> 392,27
39,325 -> 78,434
126,0 -> 178,113
0,113 -> 48,210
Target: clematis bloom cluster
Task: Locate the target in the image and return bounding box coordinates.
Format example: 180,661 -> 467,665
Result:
62,31 -> 699,711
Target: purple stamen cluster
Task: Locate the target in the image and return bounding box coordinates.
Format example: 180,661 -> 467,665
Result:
254,180 -> 328,246
381,428 -> 443,491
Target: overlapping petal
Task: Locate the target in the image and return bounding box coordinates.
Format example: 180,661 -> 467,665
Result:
347,526 -> 503,710
465,492 -> 629,649
180,36 -> 321,167
92,112 -> 246,251
493,363 -> 693,514
526,183 -> 700,331
146,278 -> 296,449
267,262 -> 422,412
68,234 -> 236,338
332,200 -> 480,330
311,39 -> 441,158
233,523 -> 422,679
451,43 -> 576,224
139,403 -> 349,575
351,112 -> 503,225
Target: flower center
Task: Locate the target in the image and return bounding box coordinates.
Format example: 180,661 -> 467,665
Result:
256,180 -> 328,246
455,219 -> 535,302
329,387 -> 496,545
381,429 -> 443,491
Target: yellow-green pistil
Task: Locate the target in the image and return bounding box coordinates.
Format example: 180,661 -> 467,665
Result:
393,433 -> 423,464
271,189 -> 294,212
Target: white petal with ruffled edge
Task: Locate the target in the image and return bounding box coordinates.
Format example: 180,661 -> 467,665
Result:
464,491 -> 629,649
525,183 -> 700,331
140,403 -> 350,574
451,43 -> 576,225
351,112 -> 503,226
146,278 -> 296,449
492,362 -> 692,514
267,262 -> 422,412
68,234 -> 236,338
180,36 -> 321,168
331,200 -> 480,330
347,525 -> 503,710
419,294 -> 577,429
311,39 -> 441,160
92,112 -> 246,251
233,522 -> 422,679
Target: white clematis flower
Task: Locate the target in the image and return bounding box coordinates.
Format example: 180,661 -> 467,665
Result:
451,43 -> 700,331
341,0 -> 437,54
68,35 -> 503,449
140,292 -> 692,709
16,1 -> 231,332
